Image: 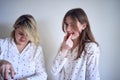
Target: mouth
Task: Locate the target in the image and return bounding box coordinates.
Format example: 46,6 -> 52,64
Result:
71,32 -> 74,35
66,32 -> 74,38
68,32 -> 74,36
20,39 -> 26,42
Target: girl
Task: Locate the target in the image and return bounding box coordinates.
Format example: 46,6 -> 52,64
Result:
52,8 -> 100,80
0,14 -> 47,80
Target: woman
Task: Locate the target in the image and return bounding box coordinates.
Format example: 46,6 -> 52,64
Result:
0,14 -> 47,80
52,8 -> 100,80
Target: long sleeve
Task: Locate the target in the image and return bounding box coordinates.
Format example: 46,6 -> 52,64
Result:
0,38 -> 47,80
0,38 -> 6,59
51,51 -> 68,75
85,43 -> 100,80
27,46 -> 47,80
0,39 -> 2,57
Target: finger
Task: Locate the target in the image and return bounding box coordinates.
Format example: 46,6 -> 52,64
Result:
9,65 -> 15,79
4,65 -> 9,80
1,65 -> 5,78
63,33 -> 68,41
66,39 -> 73,48
66,34 -> 72,43
67,34 -> 72,39
64,33 -> 71,40
66,33 -> 70,38
68,41 -> 73,48
0,66 -> 2,71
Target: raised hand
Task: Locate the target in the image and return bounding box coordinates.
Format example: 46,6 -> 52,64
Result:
61,33 -> 73,55
65,34 -> 73,48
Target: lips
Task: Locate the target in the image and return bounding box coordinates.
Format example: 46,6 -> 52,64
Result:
67,32 -> 74,36
19,39 -> 26,42
66,32 -> 74,39
71,32 -> 74,35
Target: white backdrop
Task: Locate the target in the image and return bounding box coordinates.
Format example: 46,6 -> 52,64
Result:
0,0 -> 120,80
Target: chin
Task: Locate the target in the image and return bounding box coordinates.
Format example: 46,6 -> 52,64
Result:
19,42 -> 27,45
71,38 -> 76,40
72,37 -> 79,40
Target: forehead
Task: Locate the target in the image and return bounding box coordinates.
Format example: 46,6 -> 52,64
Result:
65,16 -> 78,24
65,16 -> 73,22
15,27 -> 25,32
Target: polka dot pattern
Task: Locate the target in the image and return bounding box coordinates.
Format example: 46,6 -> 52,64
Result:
0,38 -> 47,80
52,42 -> 100,80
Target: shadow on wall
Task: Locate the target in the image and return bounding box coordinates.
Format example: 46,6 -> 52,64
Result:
0,23 -> 13,38
37,20 -> 60,80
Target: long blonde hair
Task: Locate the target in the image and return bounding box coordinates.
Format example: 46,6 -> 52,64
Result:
11,14 -> 40,46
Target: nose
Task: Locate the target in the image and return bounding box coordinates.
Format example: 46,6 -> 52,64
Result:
21,34 -> 27,39
21,36 -> 26,40
66,26 -> 72,32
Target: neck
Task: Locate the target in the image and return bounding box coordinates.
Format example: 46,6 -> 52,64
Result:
16,43 -> 28,53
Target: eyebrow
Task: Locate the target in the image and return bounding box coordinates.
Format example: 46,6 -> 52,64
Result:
16,29 -> 26,34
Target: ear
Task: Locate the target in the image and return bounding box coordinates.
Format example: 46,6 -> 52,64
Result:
82,23 -> 87,30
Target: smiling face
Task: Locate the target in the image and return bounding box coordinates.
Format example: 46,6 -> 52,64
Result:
14,27 -> 30,46
64,16 -> 86,40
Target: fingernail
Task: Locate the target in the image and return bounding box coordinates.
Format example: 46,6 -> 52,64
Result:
11,77 -> 14,79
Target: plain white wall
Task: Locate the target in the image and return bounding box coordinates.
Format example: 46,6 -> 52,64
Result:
0,0 -> 120,80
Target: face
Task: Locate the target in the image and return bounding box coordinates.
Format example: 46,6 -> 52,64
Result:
14,27 -> 29,46
65,16 -> 86,40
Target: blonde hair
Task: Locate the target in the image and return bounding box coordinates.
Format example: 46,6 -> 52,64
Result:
11,14 -> 40,46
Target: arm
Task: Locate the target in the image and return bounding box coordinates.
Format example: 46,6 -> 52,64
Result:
0,39 -> 15,80
51,34 -> 73,75
51,50 -> 68,75
25,46 -> 47,80
0,39 -> 2,58
85,43 -> 100,80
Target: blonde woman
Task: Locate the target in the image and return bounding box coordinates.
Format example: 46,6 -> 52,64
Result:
52,8 -> 100,80
0,14 -> 47,80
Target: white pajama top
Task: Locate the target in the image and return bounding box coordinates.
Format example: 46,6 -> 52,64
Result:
52,42 -> 100,80
0,38 -> 47,80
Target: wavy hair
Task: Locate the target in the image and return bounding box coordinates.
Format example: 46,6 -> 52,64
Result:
11,14 -> 40,46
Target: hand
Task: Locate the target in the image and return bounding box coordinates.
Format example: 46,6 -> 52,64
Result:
0,60 -> 15,80
61,34 -> 73,54
66,34 -> 73,48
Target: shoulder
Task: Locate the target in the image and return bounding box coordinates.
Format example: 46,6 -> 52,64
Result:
33,44 -> 44,59
31,43 -> 42,50
0,37 -> 8,42
0,37 -> 11,45
33,44 -> 43,54
85,42 -> 100,55
37,45 -> 43,51
85,42 -> 99,49
0,38 -> 12,50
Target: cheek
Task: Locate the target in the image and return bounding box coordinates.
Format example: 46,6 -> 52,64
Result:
75,32 -> 80,37
15,34 -> 21,40
71,32 -> 80,39
15,36 -> 19,42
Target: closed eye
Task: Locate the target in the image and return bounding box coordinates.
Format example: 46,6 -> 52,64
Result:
19,32 -> 24,36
